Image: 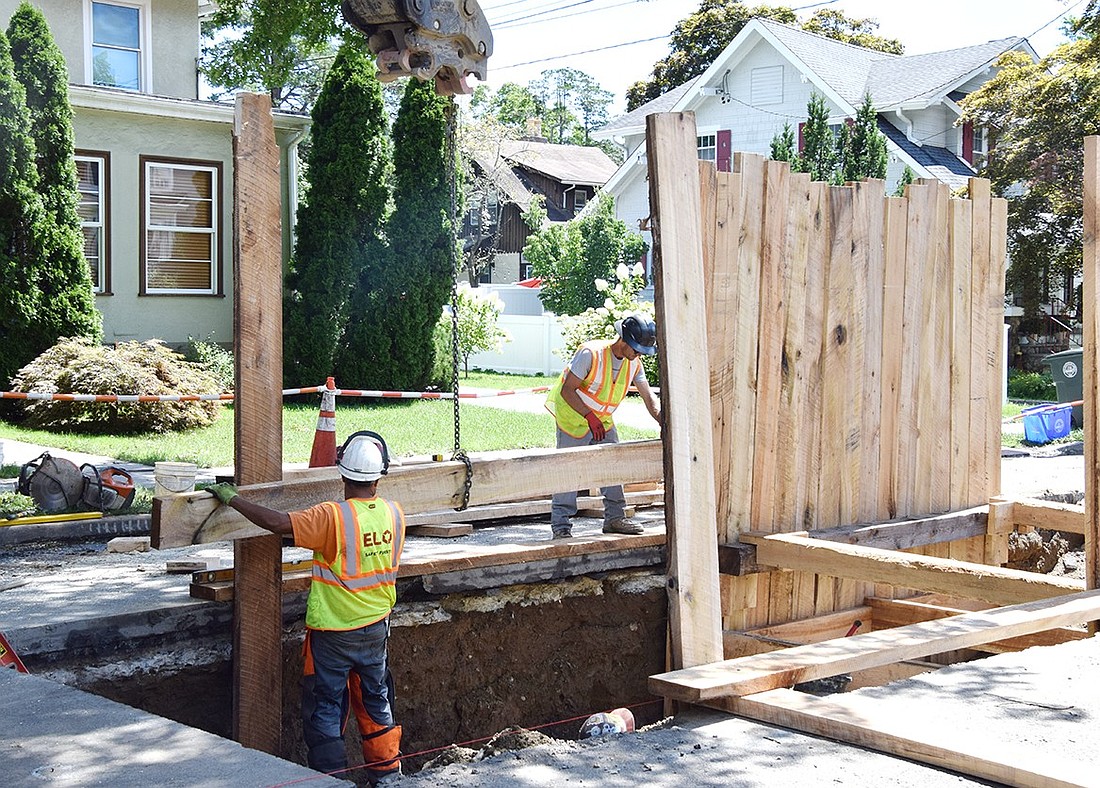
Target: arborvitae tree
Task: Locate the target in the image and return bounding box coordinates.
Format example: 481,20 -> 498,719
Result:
893,165 -> 916,197
338,77 -> 452,390
0,29 -> 44,386
843,93 -> 888,182
769,122 -> 796,163
8,1 -> 101,359
283,39 -> 391,387
796,93 -> 837,183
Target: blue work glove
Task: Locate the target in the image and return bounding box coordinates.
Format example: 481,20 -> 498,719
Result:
209,482 -> 239,505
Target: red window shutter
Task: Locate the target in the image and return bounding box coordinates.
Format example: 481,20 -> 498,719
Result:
798,122 -> 805,152
716,129 -> 732,172
962,120 -> 974,164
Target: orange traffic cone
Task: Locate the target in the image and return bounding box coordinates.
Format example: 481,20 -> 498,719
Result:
308,377 -> 338,468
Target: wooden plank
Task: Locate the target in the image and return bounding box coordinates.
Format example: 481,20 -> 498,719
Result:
647,112 -> 722,668
878,196 -> 908,519
742,531 -> 1083,606
985,499 -> 1013,566
988,196 -> 1008,498
718,689 -> 1088,788
818,185 -> 859,529
805,505 -> 988,550
406,490 -> 663,527
1008,497 -> 1085,534
968,178 -> 993,503
723,605 -> 870,657
910,183 -> 939,515
897,184 -> 934,517
867,596 -> 1088,652
775,172 -> 813,536
1085,136 -> 1100,605
856,180 -> 885,523
405,523 -> 473,538
949,199 -> 973,509
231,93 -> 285,756
727,152 -> 765,539
649,588 -> 1100,701
750,160 -> 791,533
929,183 -> 953,513
798,182 -> 828,533
154,440 -> 663,548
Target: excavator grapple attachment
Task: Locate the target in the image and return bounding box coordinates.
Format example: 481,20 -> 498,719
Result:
341,0 -> 493,95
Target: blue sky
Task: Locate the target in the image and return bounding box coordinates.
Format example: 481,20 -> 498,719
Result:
478,0 -> 1088,115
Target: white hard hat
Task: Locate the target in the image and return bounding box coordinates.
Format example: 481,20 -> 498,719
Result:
337,432 -> 387,482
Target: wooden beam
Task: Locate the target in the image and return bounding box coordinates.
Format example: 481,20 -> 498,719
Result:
867,596 -> 1087,653
723,606 -> 870,658
742,531 -> 1083,606
716,542 -> 763,576
805,506 -> 987,550
649,589 -> 1100,702
230,92 -> 284,756
153,440 -> 663,548
1086,136 -> 1100,630
647,112 -> 723,669
405,490 -> 663,528
1007,497 -> 1085,535
190,532 -> 666,602
717,689 -> 1087,788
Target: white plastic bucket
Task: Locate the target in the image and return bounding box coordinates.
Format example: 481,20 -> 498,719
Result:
154,461 -> 198,497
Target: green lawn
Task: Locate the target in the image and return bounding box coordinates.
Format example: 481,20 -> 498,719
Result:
0,371 -> 659,467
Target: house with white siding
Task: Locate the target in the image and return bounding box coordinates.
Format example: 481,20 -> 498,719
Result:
0,0 -> 309,347
593,18 -> 1037,272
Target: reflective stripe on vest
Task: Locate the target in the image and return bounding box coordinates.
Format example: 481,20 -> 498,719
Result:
306,497 -> 405,631
545,341 -> 640,438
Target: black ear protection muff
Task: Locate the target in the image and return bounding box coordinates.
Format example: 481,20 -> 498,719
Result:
337,430 -> 390,475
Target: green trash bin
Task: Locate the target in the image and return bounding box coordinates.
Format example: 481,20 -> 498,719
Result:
1043,348 -> 1083,427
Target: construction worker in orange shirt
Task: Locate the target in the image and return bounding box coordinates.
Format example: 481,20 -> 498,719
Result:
210,431 -> 404,786
544,312 -> 662,539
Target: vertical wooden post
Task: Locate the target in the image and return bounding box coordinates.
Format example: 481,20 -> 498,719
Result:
1083,136 -> 1100,621
647,112 -> 723,669
232,92 -> 285,752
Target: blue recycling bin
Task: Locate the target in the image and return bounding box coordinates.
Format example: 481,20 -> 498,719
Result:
1043,348 -> 1083,427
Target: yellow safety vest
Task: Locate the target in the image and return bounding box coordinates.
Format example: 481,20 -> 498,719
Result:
545,340 -> 640,438
306,497 -> 405,631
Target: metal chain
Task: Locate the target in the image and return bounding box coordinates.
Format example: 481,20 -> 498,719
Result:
445,97 -> 472,511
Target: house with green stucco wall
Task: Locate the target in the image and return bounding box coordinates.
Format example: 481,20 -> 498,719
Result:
0,0 -> 309,347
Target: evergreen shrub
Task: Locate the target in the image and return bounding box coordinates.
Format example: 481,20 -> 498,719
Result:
10,338 -> 222,433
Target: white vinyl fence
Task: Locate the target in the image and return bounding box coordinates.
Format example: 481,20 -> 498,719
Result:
466,313 -> 567,376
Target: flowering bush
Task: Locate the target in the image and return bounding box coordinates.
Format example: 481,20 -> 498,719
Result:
432,285 -> 512,379
557,262 -> 659,384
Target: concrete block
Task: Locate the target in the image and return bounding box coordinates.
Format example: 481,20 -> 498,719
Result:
107,536 -> 151,553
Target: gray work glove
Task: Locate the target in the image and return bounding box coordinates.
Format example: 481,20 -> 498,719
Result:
209,482 -> 239,505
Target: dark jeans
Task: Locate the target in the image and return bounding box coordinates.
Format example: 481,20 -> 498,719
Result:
302,618 -> 395,776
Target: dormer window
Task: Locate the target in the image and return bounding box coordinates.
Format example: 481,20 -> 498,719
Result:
86,1 -> 148,91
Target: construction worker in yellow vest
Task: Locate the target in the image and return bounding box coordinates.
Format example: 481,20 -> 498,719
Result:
545,312 -> 662,539
209,431 -> 404,786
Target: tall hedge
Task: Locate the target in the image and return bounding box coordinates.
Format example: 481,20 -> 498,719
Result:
7,1 -> 101,358
0,29 -> 43,387
283,39 -> 391,388
338,77 -> 453,390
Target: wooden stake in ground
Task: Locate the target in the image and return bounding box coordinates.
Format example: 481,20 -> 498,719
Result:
646,112 -> 723,669
1084,136 -> 1100,622
232,92 -> 285,754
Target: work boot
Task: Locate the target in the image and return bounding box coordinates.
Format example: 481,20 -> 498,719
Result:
603,518 -> 644,535
551,526 -> 573,539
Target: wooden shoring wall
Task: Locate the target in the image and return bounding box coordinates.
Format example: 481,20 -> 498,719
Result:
688,147 -> 1006,632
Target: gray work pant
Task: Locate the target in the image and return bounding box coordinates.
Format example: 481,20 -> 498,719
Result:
551,424 -> 626,534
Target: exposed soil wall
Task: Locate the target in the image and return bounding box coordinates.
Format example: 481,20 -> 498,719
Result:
40,570 -> 668,782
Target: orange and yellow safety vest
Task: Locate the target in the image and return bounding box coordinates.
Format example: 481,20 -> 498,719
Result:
306,497 -> 405,631
545,340 -> 640,438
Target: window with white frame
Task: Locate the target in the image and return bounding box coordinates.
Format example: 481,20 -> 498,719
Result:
573,189 -> 587,211
697,134 -> 716,162
75,153 -> 109,293
88,1 -> 145,91
972,126 -> 988,169
142,159 -> 220,295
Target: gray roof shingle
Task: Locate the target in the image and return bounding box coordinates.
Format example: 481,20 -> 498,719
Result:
877,117 -> 975,188
499,139 -> 617,185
